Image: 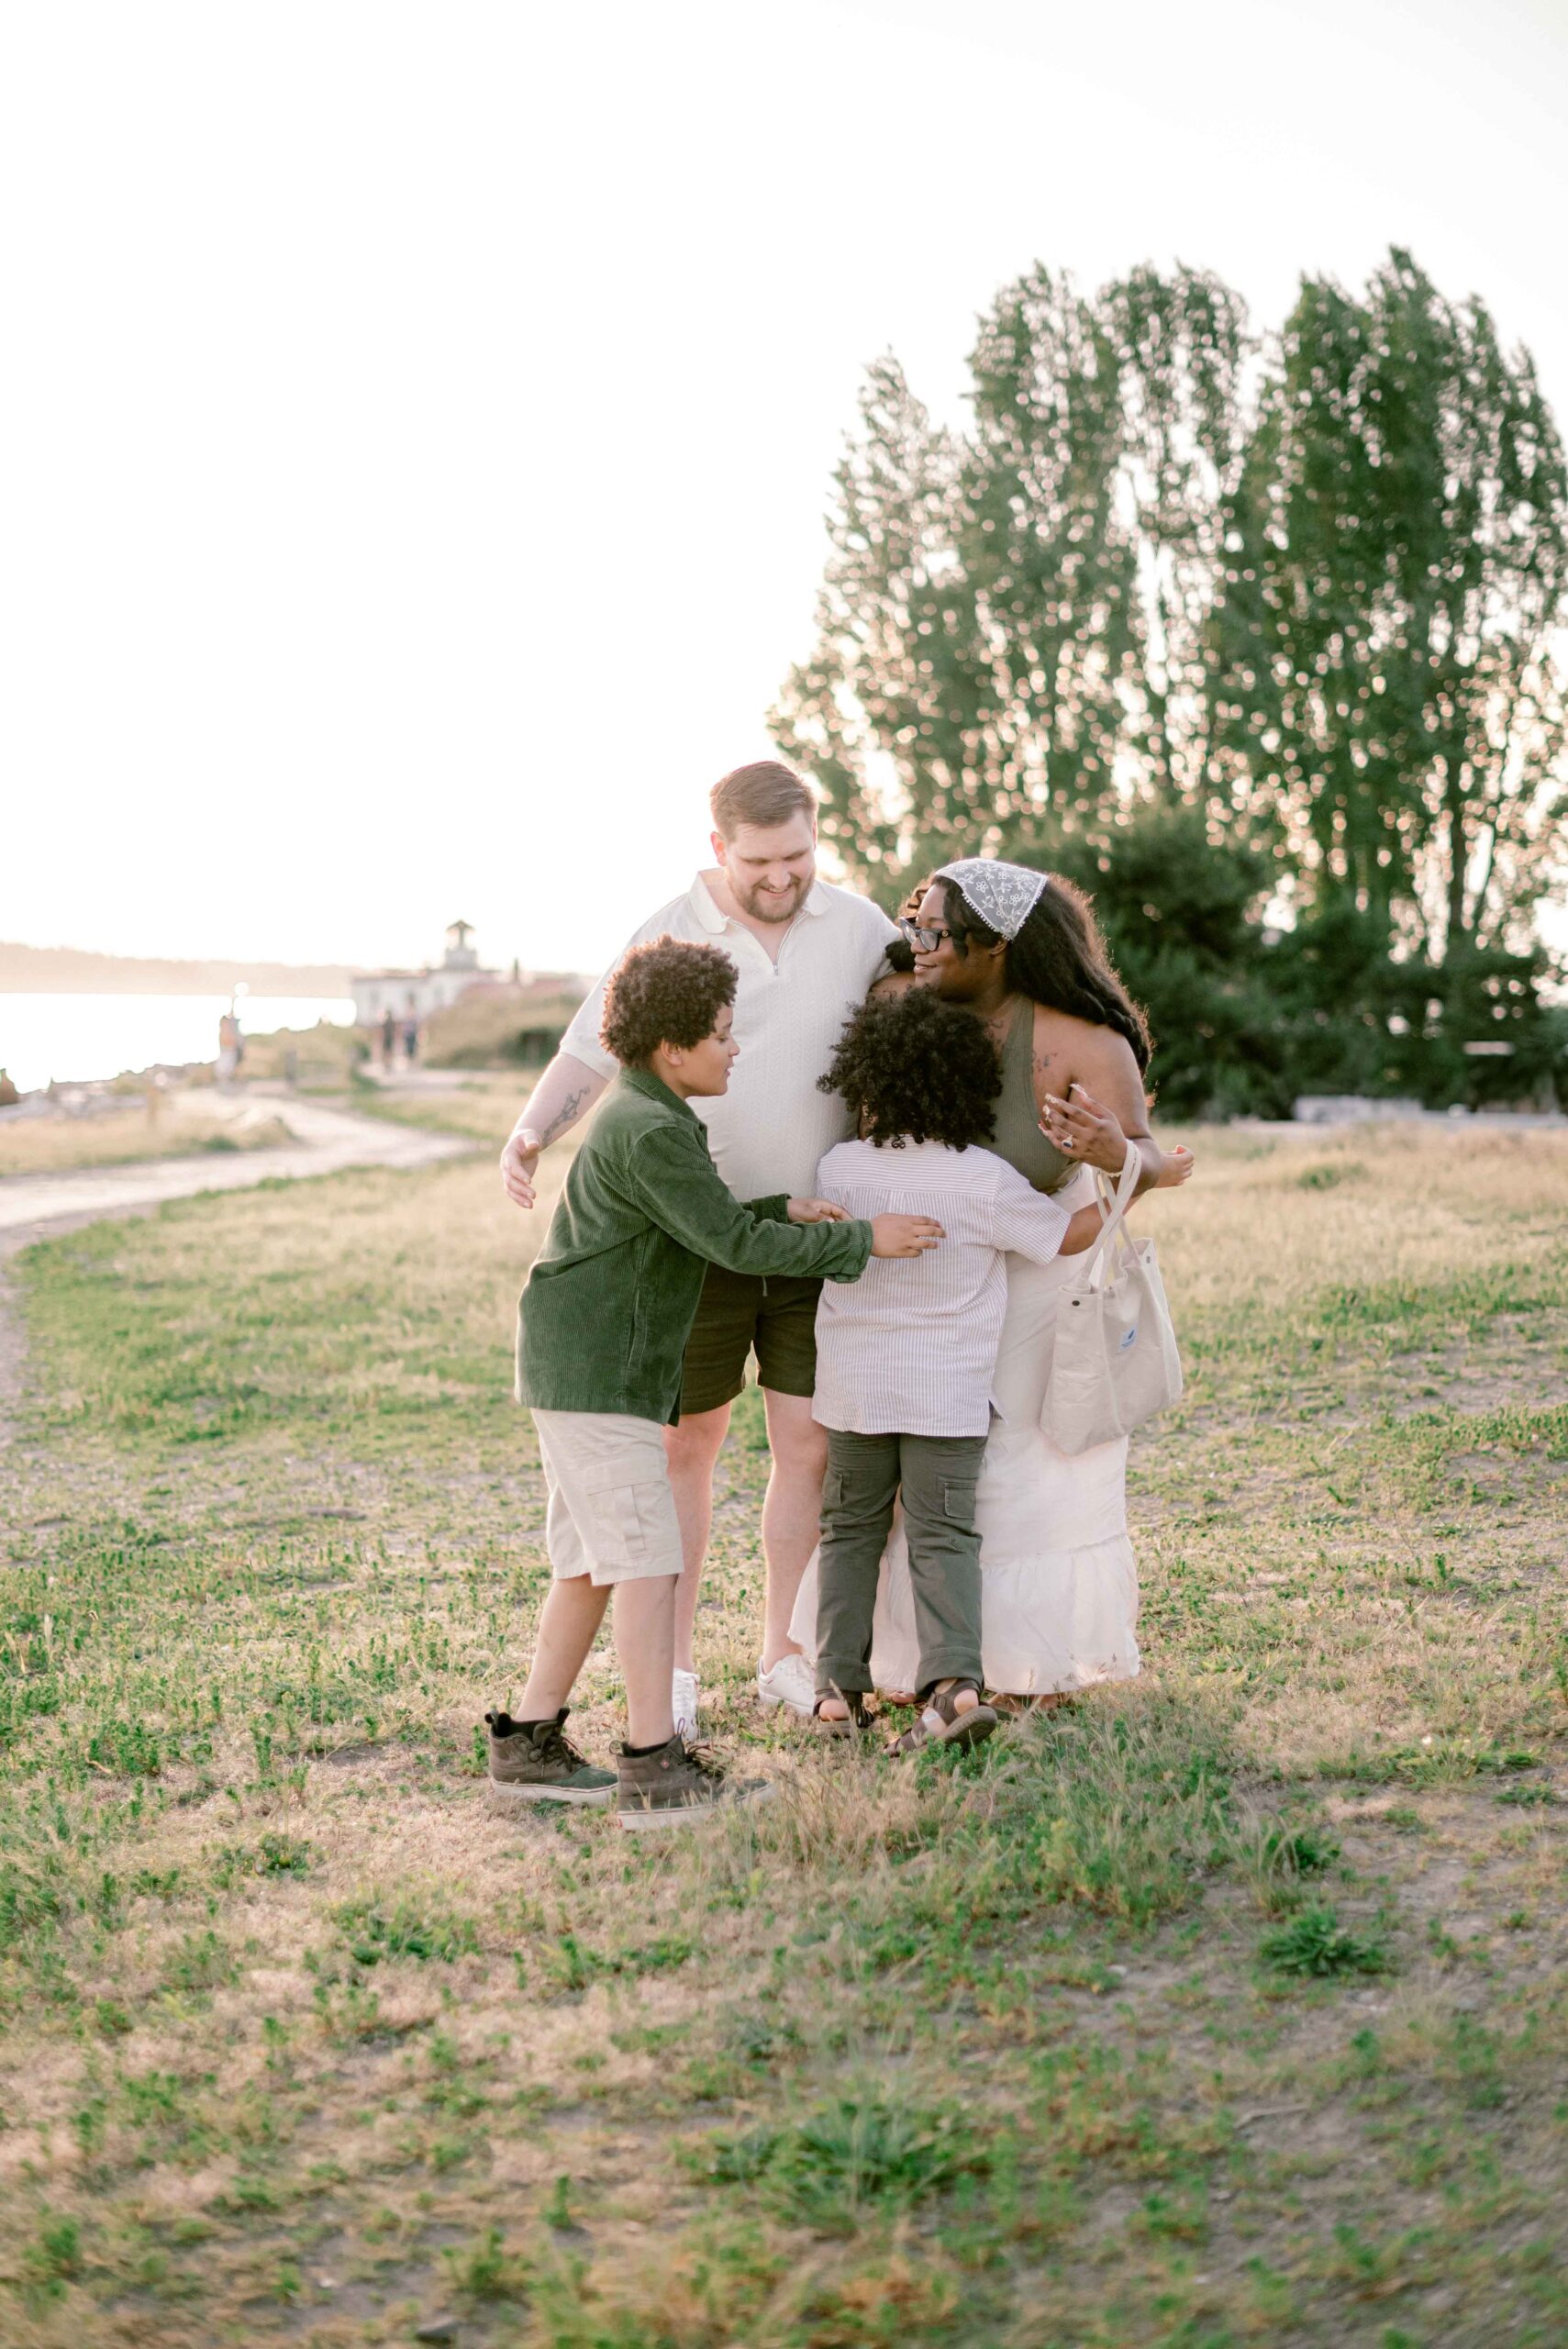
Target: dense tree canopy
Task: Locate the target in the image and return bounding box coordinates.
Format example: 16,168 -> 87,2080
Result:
773,250 -> 1568,1111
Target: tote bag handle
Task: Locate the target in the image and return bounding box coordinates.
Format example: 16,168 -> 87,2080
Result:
1077,1141 -> 1143,1284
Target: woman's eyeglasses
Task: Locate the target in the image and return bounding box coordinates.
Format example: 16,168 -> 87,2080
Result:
898,918 -> 954,953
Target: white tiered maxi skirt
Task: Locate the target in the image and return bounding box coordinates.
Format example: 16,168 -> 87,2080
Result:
789,1172 -> 1140,1697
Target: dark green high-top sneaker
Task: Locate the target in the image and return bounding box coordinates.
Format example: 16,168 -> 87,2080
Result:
616,1734 -> 776,1833
484,1709 -> 616,1810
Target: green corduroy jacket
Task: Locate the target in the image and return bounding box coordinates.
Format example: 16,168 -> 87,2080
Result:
516,1066 -> 874,1425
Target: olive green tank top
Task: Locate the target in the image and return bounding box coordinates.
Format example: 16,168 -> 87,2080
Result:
992,996 -> 1075,1195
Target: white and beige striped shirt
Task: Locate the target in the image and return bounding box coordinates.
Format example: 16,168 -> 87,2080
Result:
811,1138 -> 1072,1438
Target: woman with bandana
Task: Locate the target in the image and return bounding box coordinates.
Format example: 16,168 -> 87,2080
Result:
793,858 -> 1192,1708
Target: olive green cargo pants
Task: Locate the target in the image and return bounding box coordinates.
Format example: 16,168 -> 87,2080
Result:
814,1429 -> 988,1703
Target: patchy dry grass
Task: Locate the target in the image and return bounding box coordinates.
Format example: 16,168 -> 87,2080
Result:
0,1097 -> 294,1179
345,1074 -> 542,1150
0,1124 -> 1564,2347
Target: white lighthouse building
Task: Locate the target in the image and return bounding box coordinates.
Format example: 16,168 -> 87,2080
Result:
350,922 -> 500,1028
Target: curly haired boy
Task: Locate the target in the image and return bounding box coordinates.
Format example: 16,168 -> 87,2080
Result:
489,937 -> 944,1831
806,989 -> 1102,1754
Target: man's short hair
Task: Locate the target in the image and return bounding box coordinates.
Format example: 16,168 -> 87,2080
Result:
600,936 -> 738,1067
710,761 -> 817,840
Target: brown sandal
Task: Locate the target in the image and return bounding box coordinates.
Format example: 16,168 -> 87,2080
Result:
885,1679 -> 998,1757
813,1688 -> 879,1739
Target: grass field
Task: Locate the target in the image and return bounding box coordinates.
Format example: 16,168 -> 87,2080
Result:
0,1120 -> 1564,2348
344,1075 -> 533,1148
0,1098 -> 293,1179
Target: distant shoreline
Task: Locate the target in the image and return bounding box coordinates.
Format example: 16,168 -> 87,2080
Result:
1,942 -> 352,996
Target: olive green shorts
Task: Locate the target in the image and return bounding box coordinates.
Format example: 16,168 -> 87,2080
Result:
679,1264 -> 823,1418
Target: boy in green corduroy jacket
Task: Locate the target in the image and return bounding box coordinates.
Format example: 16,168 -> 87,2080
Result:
486,935 -> 943,1832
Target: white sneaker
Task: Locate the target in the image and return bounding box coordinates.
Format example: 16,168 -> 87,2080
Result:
756,1651 -> 817,1716
671,1669 -> 700,1742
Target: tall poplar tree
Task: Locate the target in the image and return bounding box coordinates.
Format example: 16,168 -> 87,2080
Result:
1211,250 -> 1568,961
772,263 -> 1263,897
1103,263 -> 1258,820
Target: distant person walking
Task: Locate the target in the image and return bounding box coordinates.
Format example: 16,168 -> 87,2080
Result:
216,1010 -> 241,1088
381,1009 -> 397,1071
499,762 -> 900,1740
402,1011 -> 419,1066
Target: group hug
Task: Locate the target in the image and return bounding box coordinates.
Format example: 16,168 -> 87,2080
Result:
487,763 -> 1194,1831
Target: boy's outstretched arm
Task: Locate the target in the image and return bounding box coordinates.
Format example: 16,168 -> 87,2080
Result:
784,1198 -> 945,1254
622,1127 -> 940,1281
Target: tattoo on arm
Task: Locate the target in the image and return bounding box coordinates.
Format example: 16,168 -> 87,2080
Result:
538,1088 -> 590,1146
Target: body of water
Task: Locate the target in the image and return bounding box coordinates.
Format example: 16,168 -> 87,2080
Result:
0,995 -> 357,1094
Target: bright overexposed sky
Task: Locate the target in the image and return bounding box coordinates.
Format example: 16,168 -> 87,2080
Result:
4,0 -> 1566,980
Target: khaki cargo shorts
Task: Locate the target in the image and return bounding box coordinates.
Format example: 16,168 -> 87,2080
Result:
530,1408 -> 684,1587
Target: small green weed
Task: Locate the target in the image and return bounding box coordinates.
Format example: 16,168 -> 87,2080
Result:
123,2069 -> 184,2125
695,2093 -> 991,2233
22,2215 -> 83,2300
0,1865 -> 63,1954
544,1931 -> 695,1990
442,2223 -> 531,2301
336,1896 -> 479,1965
162,1929 -> 239,1995
213,1832 -> 314,1884
1261,1906 -> 1390,1979
1262,1822 -> 1340,1875
1298,1162 -> 1362,1190
84,1718 -> 163,1777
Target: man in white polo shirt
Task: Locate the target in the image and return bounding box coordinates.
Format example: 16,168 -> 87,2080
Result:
499,763 -> 898,1735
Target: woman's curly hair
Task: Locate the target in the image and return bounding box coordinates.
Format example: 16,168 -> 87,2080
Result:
818,986 -> 1001,1149
600,936 -> 737,1066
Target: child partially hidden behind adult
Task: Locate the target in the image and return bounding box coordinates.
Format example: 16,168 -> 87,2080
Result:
489,936 -> 944,1831
807,990 -> 1103,1753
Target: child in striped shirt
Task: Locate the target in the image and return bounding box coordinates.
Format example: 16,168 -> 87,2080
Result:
809,989 -> 1101,1753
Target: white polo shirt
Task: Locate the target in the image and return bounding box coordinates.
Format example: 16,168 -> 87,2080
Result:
561,874 -> 898,1202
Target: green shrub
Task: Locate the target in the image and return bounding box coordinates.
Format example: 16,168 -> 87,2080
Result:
694,2093 -> 992,2233
1261,1905 -> 1390,1979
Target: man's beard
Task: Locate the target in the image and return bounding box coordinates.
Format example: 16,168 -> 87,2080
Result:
733,872 -> 811,925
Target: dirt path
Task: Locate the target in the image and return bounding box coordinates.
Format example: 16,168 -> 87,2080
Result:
0,1098 -> 471,1440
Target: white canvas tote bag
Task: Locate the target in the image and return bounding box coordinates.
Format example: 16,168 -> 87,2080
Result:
1043,1146 -> 1183,1454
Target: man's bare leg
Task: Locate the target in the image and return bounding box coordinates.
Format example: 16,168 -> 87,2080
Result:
615,1576 -> 678,1748
759,1387 -> 829,1672
517,1575 -> 610,1720
662,1404 -> 730,1673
